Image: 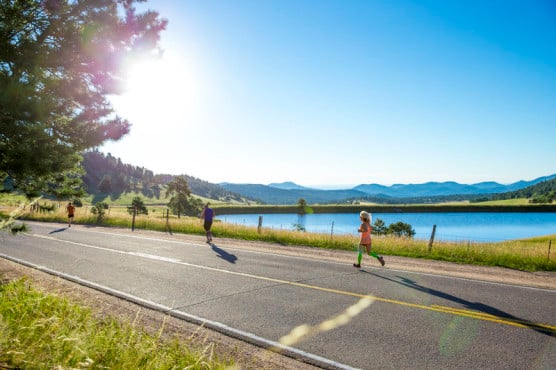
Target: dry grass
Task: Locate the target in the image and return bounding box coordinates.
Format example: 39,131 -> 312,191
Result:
3,202 -> 555,271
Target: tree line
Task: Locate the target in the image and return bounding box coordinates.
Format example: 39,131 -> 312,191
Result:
81,150 -> 247,204
353,179 -> 556,205
82,150 -> 158,197
490,178 -> 556,203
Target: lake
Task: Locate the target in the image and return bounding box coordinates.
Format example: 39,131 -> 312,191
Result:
217,212 -> 556,242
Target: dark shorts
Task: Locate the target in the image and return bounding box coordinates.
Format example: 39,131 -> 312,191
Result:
203,220 -> 213,231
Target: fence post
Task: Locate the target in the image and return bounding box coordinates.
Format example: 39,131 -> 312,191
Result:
165,209 -> 172,235
257,215 -> 263,233
330,221 -> 334,241
548,240 -> 552,261
131,208 -> 136,231
428,224 -> 436,252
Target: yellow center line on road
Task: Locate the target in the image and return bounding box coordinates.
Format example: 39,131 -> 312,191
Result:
428,305 -> 555,332
31,233 -> 556,334
244,276 -> 556,333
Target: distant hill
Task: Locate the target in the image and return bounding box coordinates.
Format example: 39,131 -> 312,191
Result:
353,175 -> 556,198
492,177 -> 556,203
353,181 -> 487,198
219,183 -> 367,204
268,181 -> 312,190
220,174 -> 556,204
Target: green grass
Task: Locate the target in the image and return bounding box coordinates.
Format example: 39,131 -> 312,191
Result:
81,192 -> 232,207
0,278 -> 234,369
473,198 -> 531,205
9,201 -> 556,272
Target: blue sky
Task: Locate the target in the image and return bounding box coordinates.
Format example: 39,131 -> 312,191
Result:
103,0 -> 556,187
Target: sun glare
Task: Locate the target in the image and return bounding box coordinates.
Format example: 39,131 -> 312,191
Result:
110,55 -> 200,132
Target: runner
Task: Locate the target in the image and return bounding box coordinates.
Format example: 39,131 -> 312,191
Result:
353,211 -> 385,268
66,202 -> 75,227
200,203 -> 215,243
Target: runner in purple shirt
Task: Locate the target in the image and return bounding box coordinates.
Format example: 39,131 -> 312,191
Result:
200,203 -> 215,243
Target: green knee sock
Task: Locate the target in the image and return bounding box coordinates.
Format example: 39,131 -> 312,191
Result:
369,251 -> 380,258
357,252 -> 362,265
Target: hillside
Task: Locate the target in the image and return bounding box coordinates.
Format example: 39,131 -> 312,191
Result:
220,175 -> 556,205
81,150 -> 248,203
267,181 -> 312,190
353,174 -> 556,197
220,183 -> 367,204
80,150 -> 555,205
492,177 -> 556,203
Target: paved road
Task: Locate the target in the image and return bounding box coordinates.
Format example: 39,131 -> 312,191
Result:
1,222 -> 555,369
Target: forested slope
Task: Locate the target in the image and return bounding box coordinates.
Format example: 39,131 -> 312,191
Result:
81,151 -> 247,202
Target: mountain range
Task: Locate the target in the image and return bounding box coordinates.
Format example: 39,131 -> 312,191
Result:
220,174 -> 556,204
79,151 -> 555,205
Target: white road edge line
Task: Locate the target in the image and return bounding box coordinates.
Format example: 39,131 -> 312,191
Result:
0,253 -> 358,370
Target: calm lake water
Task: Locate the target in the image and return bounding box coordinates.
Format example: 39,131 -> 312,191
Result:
217,212 -> 556,242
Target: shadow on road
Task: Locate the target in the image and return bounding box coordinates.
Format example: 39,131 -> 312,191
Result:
165,221 -> 172,235
363,270 -> 555,337
48,227 -> 67,234
210,243 -> 237,264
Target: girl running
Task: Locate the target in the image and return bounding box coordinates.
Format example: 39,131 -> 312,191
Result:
353,211 -> 385,268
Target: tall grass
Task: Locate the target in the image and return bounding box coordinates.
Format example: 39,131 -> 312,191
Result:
0,278 -> 234,369
9,203 -> 556,272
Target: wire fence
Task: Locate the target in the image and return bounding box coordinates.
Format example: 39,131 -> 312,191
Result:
218,214 -> 556,244
5,203 -> 555,244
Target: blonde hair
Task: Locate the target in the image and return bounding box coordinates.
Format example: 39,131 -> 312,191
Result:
360,211 -> 371,223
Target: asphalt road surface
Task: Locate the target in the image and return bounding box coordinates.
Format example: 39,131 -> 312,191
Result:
1,222 -> 555,369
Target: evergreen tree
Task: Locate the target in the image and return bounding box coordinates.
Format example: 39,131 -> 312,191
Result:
0,0 -> 166,194
47,169 -> 85,202
165,176 -> 192,218
98,175 -> 112,193
296,198 -> 314,214
127,196 -> 148,216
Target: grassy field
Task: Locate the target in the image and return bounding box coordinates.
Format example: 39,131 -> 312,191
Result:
81,191 -> 229,207
3,198 -> 554,272
0,278 -> 234,369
